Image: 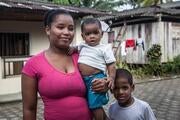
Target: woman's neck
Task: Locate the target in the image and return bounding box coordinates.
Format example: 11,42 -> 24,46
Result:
48,46 -> 69,56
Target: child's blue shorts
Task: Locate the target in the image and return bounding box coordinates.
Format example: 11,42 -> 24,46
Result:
83,71 -> 109,109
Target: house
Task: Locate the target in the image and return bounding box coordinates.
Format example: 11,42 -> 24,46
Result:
0,0 -> 108,102
100,1 -> 180,64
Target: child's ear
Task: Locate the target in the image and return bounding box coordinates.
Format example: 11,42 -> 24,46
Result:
131,84 -> 135,91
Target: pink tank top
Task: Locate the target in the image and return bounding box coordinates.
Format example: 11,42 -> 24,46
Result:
22,52 -> 91,120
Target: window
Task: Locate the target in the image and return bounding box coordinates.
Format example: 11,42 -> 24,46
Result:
0,33 -> 30,78
0,33 -> 29,56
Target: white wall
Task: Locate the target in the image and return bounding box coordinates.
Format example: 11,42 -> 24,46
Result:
158,22 -> 174,62
0,20 -> 83,95
0,20 -> 49,55
73,19 -> 83,45
172,23 -> 180,57
110,22 -> 174,63
0,20 -> 49,95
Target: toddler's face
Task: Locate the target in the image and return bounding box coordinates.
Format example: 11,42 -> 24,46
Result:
81,23 -> 102,46
113,78 -> 134,107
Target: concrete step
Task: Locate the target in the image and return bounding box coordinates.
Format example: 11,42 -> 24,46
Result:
0,92 -> 22,103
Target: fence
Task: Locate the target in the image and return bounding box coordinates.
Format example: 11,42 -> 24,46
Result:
1,56 -> 31,78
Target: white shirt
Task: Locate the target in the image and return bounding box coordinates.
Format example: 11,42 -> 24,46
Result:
109,97 -> 157,120
78,43 -> 116,72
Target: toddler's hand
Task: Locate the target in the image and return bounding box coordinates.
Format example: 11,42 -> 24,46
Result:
106,77 -> 114,90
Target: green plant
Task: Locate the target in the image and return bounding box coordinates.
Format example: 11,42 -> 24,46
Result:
146,44 -> 162,76
116,62 -> 146,79
172,55 -> 180,73
147,44 -> 162,61
161,55 -> 180,74
162,62 -> 173,74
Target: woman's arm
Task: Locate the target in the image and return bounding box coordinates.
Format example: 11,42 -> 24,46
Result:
21,74 -> 38,120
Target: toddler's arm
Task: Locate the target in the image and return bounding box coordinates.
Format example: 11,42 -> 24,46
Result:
107,62 -> 116,89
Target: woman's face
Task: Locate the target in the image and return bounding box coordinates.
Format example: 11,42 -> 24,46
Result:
46,14 -> 74,49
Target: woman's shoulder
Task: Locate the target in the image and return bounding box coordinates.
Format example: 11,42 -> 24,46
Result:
25,51 -> 44,65
22,51 -> 45,77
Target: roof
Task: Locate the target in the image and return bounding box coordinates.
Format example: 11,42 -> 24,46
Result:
160,1 -> 180,9
99,2 -> 180,27
0,0 -> 109,21
100,6 -> 180,21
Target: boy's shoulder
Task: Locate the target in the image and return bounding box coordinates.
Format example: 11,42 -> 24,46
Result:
134,97 -> 150,108
133,97 -> 154,113
109,101 -> 119,112
109,101 -> 118,107
109,97 -> 150,110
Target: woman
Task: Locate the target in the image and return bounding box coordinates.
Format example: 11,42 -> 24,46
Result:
21,9 -> 108,120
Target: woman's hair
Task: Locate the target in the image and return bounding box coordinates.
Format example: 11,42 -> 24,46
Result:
81,18 -> 102,32
44,9 -> 72,27
115,68 -> 133,86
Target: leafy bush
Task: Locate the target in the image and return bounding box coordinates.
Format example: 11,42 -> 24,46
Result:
147,44 -> 162,61
116,46 -> 180,78
146,44 -> 162,76
116,62 -> 146,79
162,55 -> 180,74
173,55 -> 180,73
162,62 -> 174,74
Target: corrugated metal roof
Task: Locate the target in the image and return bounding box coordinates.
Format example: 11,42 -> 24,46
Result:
160,1 -> 180,8
99,5 -> 180,21
0,0 -> 109,15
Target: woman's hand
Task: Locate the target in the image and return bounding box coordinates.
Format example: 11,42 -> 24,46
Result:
68,46 -> 78,55
91,78 -> 109,93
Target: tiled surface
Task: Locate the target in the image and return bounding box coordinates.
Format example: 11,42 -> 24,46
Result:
0,78 -> 180,120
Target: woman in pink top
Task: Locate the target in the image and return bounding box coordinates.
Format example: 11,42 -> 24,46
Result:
21,9 -> 108,120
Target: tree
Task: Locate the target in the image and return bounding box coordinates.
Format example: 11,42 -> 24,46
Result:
46,0 -> 78,5
91,0 -> 126,11
128,0 -> 173,8
46,0 -> 127,11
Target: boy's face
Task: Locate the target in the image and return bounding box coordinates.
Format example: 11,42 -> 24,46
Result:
113,78 -> 134,107
81,23 -> 102,46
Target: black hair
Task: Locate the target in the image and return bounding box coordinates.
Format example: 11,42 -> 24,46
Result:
81,18 -> 102,32
44,9 -> 72,27
115,68 -> 133,86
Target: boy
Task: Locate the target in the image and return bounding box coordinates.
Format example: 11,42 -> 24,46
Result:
71,18 -> 116,120
109,68 -> 157,120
